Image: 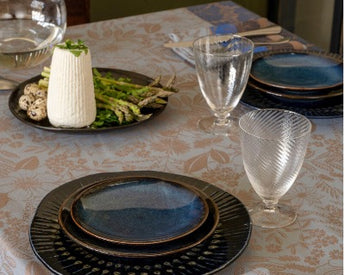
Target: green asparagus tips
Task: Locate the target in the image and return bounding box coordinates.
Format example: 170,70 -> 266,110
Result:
38,78 -> 49,88
148,76 -> 161,87
165,74 -> 176,89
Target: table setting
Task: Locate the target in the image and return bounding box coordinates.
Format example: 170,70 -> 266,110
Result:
0,1 -> 342,274
30,171 -> 252,274
164,18 -> 343,119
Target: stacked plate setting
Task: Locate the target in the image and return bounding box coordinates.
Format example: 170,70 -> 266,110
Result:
241,49 -> 343,118
30,171 -> 252,274
58,176 -> 220,258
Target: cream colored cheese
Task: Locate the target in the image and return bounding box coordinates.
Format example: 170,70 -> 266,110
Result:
47,47 -> 96,128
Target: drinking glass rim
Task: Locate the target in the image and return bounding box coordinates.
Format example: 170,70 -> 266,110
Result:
239,108 -> 312,140
192,34 -> 254,56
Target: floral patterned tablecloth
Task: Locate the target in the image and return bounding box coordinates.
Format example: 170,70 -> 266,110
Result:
0,1 -> 342,274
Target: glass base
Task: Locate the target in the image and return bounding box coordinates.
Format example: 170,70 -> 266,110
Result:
197,116 -> 238,136
249,202 -> 297,228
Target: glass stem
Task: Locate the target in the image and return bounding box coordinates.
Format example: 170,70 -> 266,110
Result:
263,199 -> 278,212
215,114 -> 230,126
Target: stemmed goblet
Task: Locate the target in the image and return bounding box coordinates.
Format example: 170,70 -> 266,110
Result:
239,109 -> 312,228
0,0 -> 67,91
193,35 -> 254,136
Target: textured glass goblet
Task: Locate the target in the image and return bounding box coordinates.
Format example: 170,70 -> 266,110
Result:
193,35 -> 254,136
0,0 -> 67,90
239,109 -> 312,228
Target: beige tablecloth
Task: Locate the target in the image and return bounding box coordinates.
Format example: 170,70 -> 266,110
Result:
0,1 -> 342,274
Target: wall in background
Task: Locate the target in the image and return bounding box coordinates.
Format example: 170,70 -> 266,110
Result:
90,0 -> 217,22
89,0 -> 268,22
294,0 -> 335,51
234,0 -> 268,17
268,0 -> 340,52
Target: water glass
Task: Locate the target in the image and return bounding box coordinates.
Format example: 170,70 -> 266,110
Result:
193,35 -> 254,136
239,109 -> 312,228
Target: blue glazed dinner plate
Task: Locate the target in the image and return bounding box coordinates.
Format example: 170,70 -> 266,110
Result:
250,50 -> 343,91
58,193 -> 218,258
69,178 -> 209,245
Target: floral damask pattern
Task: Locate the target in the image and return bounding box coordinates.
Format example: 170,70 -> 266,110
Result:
0,1 -> 342,274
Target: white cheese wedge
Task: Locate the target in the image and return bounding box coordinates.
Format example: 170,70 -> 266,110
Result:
47,47 -> 96,128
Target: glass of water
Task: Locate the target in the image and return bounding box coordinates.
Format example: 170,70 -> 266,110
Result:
0,0 -> 66,90
239,109 -> 312,228
193,35 -> 254,136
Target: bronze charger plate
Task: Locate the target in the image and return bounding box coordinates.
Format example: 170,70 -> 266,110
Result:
8,68 -> 167,133
30,171 -> 252,274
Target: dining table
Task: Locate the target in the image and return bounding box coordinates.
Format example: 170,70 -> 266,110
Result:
0,1 -> 343,274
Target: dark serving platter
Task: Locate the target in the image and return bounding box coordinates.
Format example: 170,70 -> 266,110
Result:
30,171 -> 252,275
8,68 -> 167,133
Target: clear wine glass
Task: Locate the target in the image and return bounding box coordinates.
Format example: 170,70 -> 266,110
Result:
0,0 -> 66,91
193,35 -> 254,136
239,109 -> 312,228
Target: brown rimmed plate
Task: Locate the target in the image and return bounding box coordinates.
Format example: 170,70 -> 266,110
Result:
58,194 -> 218,258
250,49 -> 343,92
8,68 -> 167,133
62,177 -> 210,246
247,78 -> 343,104
241,83 -> 343,118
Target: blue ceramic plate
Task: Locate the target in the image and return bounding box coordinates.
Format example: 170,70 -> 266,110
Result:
69,178 -> 209,245
58,193 -> 218,257
250,50 -> 343,91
